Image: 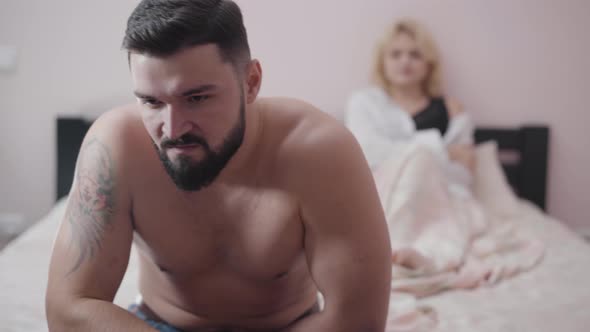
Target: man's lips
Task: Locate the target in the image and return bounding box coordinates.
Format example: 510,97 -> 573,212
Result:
167,144 -> 201,151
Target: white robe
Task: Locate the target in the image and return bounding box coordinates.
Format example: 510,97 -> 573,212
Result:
346,86 -> 475,190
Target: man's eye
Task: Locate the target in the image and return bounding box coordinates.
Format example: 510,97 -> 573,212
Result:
140,99 -> 162,108
188,95 -> 210,103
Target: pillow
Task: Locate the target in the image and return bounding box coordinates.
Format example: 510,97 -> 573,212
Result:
472,141 -> 521,217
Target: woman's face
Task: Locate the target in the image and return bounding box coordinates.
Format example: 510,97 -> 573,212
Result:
383,32 -> 430,90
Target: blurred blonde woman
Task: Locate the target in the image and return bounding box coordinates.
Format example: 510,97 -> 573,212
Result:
346,19 -> 475,180
345,21 -> 545,328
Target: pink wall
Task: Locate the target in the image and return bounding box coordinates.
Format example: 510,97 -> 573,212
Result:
0,0 -> 137,226
237,0 -> 590,229
1,0 -> 588,230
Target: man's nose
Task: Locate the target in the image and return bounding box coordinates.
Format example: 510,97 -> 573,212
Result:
162,105 -> 191,140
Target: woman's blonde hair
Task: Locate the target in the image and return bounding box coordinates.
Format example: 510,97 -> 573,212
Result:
373,19 -> 443,97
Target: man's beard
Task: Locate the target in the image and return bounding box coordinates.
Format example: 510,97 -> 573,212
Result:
156,99 -> 246,192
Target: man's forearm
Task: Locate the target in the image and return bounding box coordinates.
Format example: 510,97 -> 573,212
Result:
47,297 -> 157,332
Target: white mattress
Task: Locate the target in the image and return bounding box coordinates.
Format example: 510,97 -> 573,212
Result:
1,199 -> 589,332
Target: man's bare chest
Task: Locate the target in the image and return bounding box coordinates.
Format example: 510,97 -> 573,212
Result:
131,185 -> 304,281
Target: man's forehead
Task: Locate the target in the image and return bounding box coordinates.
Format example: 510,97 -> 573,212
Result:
129,44 -> 237,94
129,44 -> 229,71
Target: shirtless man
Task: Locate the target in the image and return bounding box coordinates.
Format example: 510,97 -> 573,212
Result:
45,1 -> 391,331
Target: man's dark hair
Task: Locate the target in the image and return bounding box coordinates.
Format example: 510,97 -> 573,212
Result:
122,0 -> 250,67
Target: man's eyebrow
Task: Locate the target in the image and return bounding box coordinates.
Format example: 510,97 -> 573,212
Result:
133,85 -> 217,99
180,84 -> 217,97
133,91 -> 153,99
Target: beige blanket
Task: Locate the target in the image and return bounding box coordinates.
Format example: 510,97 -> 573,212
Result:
379,142 -> 545,331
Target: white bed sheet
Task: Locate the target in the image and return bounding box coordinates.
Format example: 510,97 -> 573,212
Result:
420,201 -> 590,332
0,199 -> 589,332
0,199 -> 140,331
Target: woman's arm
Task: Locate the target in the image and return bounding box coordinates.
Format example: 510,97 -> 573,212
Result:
443,97 -> 476,171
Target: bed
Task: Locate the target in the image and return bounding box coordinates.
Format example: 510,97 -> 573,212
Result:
0,117 -> 588,332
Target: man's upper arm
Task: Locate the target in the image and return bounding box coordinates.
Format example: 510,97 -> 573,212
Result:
290,122 -> 392,331
47,114 -> 133,305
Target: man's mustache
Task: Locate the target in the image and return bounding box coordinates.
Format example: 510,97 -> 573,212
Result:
161,134 -> 210,150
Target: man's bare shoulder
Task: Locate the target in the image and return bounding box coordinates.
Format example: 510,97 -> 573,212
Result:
259,97 -> 366,183
90,104 -> 143,137
81,104 -> 147,174
259,97 -> 355,150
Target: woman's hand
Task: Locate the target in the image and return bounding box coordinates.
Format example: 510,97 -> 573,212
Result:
447,144 -> 476,172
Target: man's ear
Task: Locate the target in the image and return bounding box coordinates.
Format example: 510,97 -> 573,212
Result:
244,59 -> 262,103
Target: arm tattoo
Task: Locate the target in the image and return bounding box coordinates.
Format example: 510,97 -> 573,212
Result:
66,138 -> 116,273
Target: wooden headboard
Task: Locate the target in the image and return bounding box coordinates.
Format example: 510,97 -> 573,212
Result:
56,118 -> 550,210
